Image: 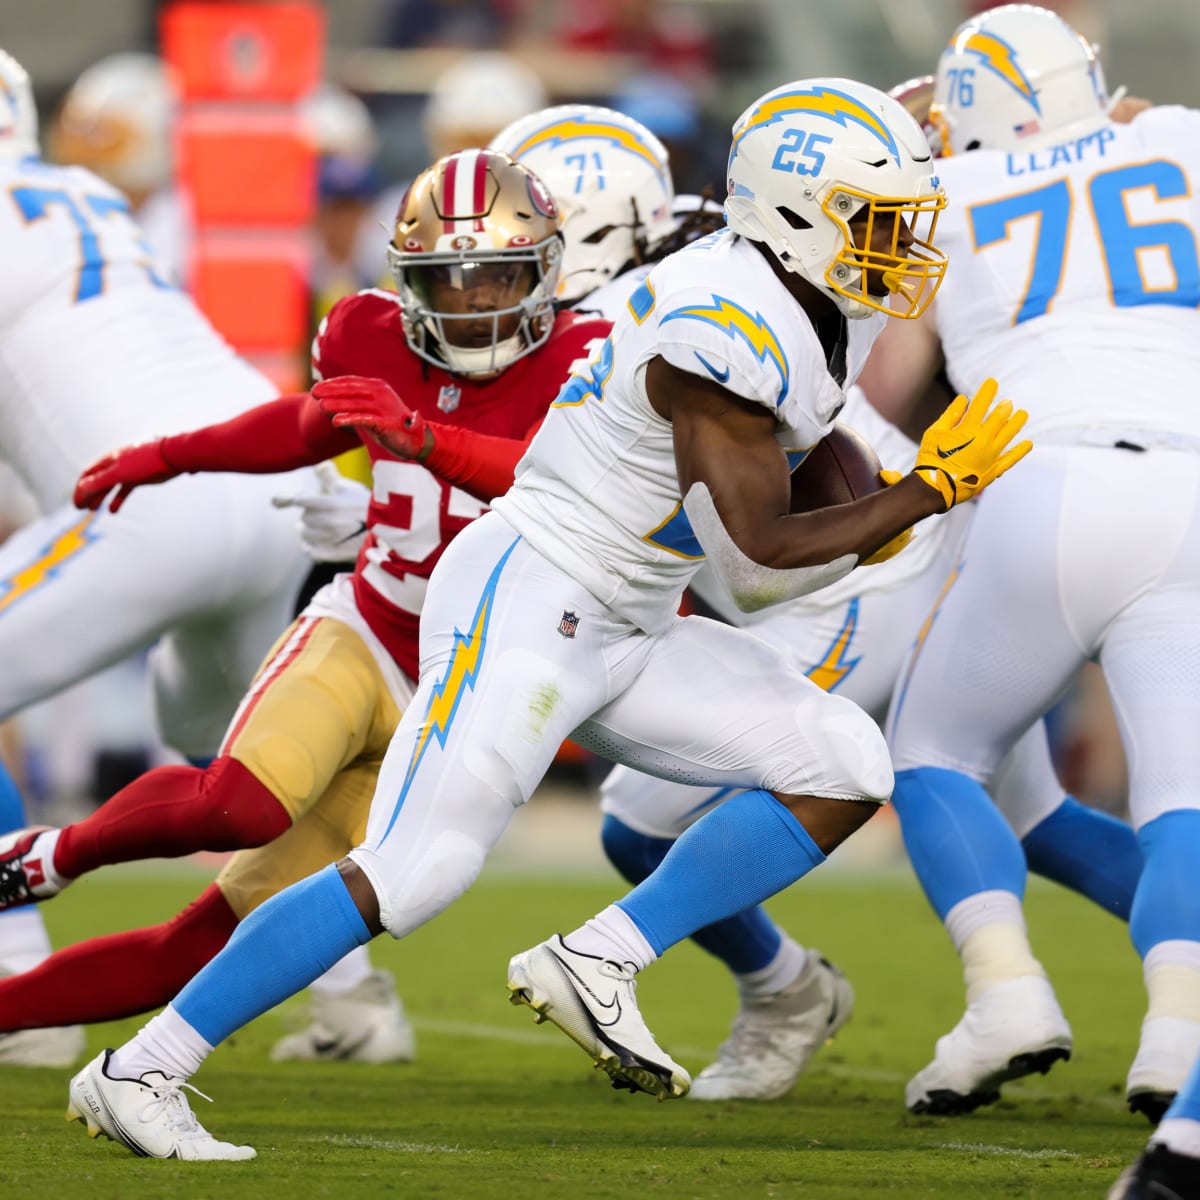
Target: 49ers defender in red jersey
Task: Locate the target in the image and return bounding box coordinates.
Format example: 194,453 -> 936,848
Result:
0,151 -> 609,1066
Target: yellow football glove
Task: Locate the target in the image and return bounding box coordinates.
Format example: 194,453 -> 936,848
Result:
862,469 -> 914,564
912,378 -> 1032,510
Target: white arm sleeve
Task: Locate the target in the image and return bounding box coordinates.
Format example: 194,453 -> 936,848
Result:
682,482 -> 857,613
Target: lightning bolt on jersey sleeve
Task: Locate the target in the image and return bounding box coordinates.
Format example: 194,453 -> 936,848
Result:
494,230 -> 884,632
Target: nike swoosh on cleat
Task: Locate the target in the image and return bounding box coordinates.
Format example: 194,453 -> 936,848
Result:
553,953 -> 623,1026
693,352 -> 731,384
937,439 -> 973,459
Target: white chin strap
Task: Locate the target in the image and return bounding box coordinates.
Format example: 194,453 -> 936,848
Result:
439,332 -> 525,376
682,482 -> 858,612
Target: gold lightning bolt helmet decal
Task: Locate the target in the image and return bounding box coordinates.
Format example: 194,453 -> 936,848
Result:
732,85 -> 902,166
507,116 -> 668,177
952,30 -> 1040,110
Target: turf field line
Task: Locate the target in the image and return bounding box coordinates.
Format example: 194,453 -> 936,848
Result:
935,1141 -> 1080,1159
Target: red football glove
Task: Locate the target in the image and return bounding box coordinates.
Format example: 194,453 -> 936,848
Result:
312,376 -> 430,461
74,440 -> 182,513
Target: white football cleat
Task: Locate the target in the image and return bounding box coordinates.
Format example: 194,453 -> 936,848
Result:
66,1050 -> 255,1160
270,968 -> 416,1064
0,1023 -> 86,1068
689,953 -> 853,1101
507,934 -> 691,1100
906,975 -> 1073,1115
1126,1016 -> 1200,1125
0,827 -> 65,910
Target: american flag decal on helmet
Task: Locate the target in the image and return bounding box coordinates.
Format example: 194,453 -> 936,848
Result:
440,148 -> 492,234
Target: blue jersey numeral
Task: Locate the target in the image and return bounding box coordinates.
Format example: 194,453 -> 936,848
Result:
11,186 -> 172,303
969,159 -> 1200,324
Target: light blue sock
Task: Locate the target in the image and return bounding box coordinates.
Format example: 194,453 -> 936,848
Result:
0,759 -> 25,833
1163,1044 -> 1200,1124
1021,796 -> 1140,921
174,863 -> 373,1045
601,813 -> 783,973
1130,811 -> 1200,959
615,789 -> 824,956
892,766 -> 1027,920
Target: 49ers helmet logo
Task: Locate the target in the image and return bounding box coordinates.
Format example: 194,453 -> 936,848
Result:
451,234 -> 477,250
527,174 -> 558,219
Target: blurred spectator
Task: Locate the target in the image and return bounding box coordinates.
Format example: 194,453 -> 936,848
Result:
380,0 -> 518,48
353,52 -> 547,288
609,71 -> 717,196
555,0 -> 714,81
46,52 -> 185,275
301,82 -> 384,323
423,51 -> 546,161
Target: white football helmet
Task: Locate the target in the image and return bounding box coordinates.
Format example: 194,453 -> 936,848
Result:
930,4 -> 1108,156
386,149 -> 563,376
0,49 -> 37,160
490,105 -> 675,303
48,53 -> 174,198
725,78 -> 947,320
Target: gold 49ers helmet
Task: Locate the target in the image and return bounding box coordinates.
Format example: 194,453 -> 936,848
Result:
386,149 -> 563,376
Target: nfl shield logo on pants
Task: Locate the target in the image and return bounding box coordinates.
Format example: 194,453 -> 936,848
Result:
557,610 -> 579,639
437,383 -> 461,412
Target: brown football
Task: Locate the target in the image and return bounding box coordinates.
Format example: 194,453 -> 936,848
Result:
789,423 -> 884,512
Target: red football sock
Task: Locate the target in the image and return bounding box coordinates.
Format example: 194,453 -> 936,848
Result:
0,884 -> 239,1028
53,756 -> 291,880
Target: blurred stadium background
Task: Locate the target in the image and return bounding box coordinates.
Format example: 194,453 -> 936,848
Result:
0,0 -> 1192,862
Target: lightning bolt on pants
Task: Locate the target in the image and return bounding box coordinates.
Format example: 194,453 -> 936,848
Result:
350,512 -> 892,940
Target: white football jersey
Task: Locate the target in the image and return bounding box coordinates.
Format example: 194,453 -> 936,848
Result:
934,107 -> 1200,442
494,229 -> 885,632
0,157 -> 276,510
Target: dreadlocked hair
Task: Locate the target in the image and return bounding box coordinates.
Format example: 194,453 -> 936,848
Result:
646,186 -> 726,262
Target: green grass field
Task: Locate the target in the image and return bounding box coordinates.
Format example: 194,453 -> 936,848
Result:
0,863 -> 1149,1198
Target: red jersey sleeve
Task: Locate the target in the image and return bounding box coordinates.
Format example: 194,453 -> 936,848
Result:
419,419 -> 536,503
161,393 -> 359,473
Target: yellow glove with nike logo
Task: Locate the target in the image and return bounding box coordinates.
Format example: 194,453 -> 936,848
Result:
862,470 -> 913,564
913,378 -> 1032,510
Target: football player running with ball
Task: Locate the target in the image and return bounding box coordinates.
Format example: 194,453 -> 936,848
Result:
64,78 -> 1028,1159
0,152 -> 608,1097
495,98 -> 1142,1103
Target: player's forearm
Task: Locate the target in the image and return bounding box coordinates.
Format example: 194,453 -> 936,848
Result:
740,474 -> 942,567
421,421 -> 536,503
160,394 -> 360,474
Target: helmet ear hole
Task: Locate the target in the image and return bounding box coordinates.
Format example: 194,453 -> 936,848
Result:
777,206 -> 812,231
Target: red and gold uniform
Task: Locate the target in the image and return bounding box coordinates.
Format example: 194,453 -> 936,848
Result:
216,295 -> 609,913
